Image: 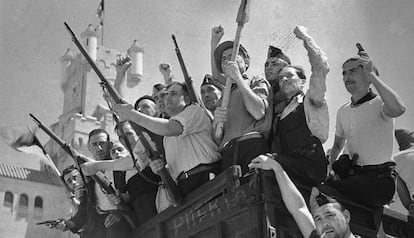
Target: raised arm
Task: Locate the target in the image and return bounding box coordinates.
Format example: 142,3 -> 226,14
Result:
113,56 -> 131,99
249,155 -> 315,238
359,57 -> 405,118
211,25 -> 226,84
159,63 -> 174,85
113,103 -> 183,137
294,26 -> 329,107
294,26 -> 330,142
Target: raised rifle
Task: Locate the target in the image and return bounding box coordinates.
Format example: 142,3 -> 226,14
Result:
64,22 -> 182,206
29,113 -> 116,194
171,34 -> 199,105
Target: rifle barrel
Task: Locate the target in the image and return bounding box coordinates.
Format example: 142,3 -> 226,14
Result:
63,22 -> 124,104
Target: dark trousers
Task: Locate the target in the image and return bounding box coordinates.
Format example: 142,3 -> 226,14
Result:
81,214 -> 132,238
320,168 -> 396,207
274,154 -> 328,187
221,137 -> 269,175
177,165 -> 220,196
131,189 -> 158,226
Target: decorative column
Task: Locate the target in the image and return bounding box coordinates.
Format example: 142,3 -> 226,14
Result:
80,24 -> 98,62
127,40 -> 144,82
59,48 -> 74,91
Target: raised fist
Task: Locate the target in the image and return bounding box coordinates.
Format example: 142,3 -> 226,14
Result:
293,26 -> 310,40
115,56 -> 131,74
211,25 -> 224,43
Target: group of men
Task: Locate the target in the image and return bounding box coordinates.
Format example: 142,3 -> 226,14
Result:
51,24 -> 406,238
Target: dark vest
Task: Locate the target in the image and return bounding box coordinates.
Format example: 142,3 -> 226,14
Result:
275,103 -> 325,161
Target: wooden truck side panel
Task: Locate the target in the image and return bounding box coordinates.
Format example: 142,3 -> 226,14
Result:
131,167 -> 414,238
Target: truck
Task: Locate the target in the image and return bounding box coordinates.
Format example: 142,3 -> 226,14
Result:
130,166 -> 414,238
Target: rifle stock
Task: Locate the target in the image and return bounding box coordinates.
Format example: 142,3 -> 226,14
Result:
136,131 -> 182,206
64,22 -> 182,206
29,113 -> 116,194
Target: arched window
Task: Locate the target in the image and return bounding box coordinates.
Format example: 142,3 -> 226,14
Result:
3,191 -> 13,207
34,196 -> 43,209
33,196 -> 43,219
19,194 -> 28,207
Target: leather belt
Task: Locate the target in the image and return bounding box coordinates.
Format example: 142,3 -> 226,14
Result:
355,162 -> 396,172
222,132 -> 263,152
178,162 -> 220,181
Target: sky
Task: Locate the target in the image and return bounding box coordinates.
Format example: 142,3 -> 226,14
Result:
1,0 -> 414,169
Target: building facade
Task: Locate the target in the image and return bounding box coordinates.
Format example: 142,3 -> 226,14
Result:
0,164 -> 76,238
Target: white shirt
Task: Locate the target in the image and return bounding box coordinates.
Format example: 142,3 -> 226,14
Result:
389,148 -> 414,215
164,104 -> 221,179
94,172 -> 118,212
335,97 -> 395,166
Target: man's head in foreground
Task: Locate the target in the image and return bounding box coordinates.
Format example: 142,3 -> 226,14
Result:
311,193 -> 352,238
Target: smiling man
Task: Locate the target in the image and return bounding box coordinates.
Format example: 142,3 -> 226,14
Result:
266,26 -> 330,193
249,155 -> 359,238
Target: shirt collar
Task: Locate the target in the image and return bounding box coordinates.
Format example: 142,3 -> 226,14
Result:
351,89 -> 377,106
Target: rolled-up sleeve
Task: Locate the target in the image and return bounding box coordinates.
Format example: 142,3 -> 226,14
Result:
303,36 -> 330,143
250,75 -> 271,110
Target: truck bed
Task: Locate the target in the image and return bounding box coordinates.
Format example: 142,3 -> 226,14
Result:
130,167 -> 414,238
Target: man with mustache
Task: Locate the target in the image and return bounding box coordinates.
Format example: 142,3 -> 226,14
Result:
267,26 -> 330,191
325,44 -> 405,208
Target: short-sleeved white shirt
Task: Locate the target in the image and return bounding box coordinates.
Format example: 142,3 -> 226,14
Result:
335,96 -> 395,166
164,104 -> 221,179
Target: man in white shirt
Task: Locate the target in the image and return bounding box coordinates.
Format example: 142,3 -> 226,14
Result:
325,44 -> 405,207
114,82 -> 221,211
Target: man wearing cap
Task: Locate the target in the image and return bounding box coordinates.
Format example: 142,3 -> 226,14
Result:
393,129 -> 414,216
213,39 -> 272,175
134,95 -> 158,117
266,26 -> 329,190
200,74 -> 224,113
326,42 -> 405,207
265,45 -> 291,90
249,155 -> 360,238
